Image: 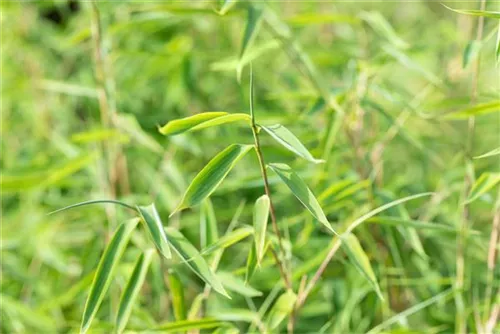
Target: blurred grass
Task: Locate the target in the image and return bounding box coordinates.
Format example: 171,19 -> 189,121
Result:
1,1 -> 500,333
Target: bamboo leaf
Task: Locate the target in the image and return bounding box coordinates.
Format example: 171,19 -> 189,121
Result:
443,100 -> 500,119
200,199 -> 219,249
245,243 -> 257,283
49,199 -> 136,215
260,124 -> 324,164
475,146 -> 500,159
360,11 -> 408,49
466,173 -> 500,204
217,271 -> 263,297
155,318 -> 225,332
238,5 -> 263,81
115,249 -> 155,334
201,226 -> 254,256
267,163 -> 334,233
168,271 -> 186,321
159,112 -> 227,135
340,233 -> 383,300
172,144 -> 253,214
189,113 -> 251,132
443,5 -> 500,19
81,219 -> 139,334
463,40 -> 482,68
253,195 -> 270,265
165,227 -> 229,298
266,290 -> 297,330
216,0 -> 237,15
137,203 -> 172,259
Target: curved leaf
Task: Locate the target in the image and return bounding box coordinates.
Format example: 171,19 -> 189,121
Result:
267,163 -> 334,233
201,226 -> 254,256
159,112 -> 227,135
115,249 -> 155,334
253,195 -> 270,264
137,203 -> 172,259
165,227 -> 229,298
261,124 -> 324,164
266,290 -> 297,330
217,271 -> 262,297
81,219 -> 139,334
172,144 -> 253,214
443,5 -> 500,19
190,113 -> 251,132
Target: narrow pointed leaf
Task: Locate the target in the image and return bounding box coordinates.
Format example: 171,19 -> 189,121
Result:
443,6 -> 500,19
115,249 -> 155,334
238,5 -> 263,81
268,163 -> 334,233
266,290 -> 297,330
201,226 -> 254,256
137,203 -> 172,259
217,271 -> 263,297
168,271 -> 186,321
190,113 -> 251,132
159,112 -> 227,135
164,227 -> 229,298
253,195 -> 270,264
360,11 -> 408,49
81,219 -> 139,334
155,318 -> 224,332
443,100 -> 500,119
172,144 -> 253,214
340,233 -> 383,300
245,243 -> 257,283
217,0 -> 237,15
466,173 -> 500,204
200,199 -> 218,249
475,146 -> 500,159
49,199 -> 136,215
261,124 -> 324,164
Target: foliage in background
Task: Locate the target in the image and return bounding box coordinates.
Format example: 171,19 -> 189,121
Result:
1,1 -> 500,333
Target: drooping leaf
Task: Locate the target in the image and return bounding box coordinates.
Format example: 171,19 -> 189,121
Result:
260,124 -> 324,164
238,5 -> 263,81
253,195 -> 270,264
49,199 -> 136,215
201,226 -> 254,256
443,100 -> 500,119
155,318 -> 225,332
443,5 -> 500,19
217,271 -> 263,297
463,40 -> 482,68
164,227 -> 229,298
245,243 -> 258,283
137,203 -> 172,259
267,163 -> 334,233
115,249 -> 155,334
266,290 -> 297,330
81,219 -> 139,334
340,233 -> 383,300
474,146 -> 500,159
168,271 -> 186,321
159,112 -> 227,136
466,173 -> 500,204
200,199 -> 218,249
172,144 -> 253,214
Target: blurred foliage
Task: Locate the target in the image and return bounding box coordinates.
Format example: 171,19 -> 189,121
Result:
1,1 -> 500,333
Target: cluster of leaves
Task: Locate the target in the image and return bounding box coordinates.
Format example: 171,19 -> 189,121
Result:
1,1 -> 500,334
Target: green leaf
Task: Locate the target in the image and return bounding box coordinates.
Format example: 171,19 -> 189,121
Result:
71,128 -> 129,144
253,195 -> 270,265
266,290 -> 297,330
260,124 -> 324,164
444,100 -> 500,119
360,11 -> 409,49
137,203 -> 172,259
217,271 -> 263,297
475,146 -> 500,159
172,144 -> 253,214
267,163 -> 334,233
115,249 -> 155,334
200,199 -> 219,249
159,112 -> 227,135
201,226 -> 254,256
216,0 -> 237,15
164,227 -> 229,298
155,318 -> 225,332
189,113 -> 251,132
238,5 -> 263,81
443,5 -> 500,19
466,173 -> 500,204
340,233 -> 383,300
496,22 -> 500,63
463,40 -> 482,68
114,113 -> 162,153
245,243 -> 258,283
81,219 -> 139,334
49,199 -> 136,215
168,271 -> 186,321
